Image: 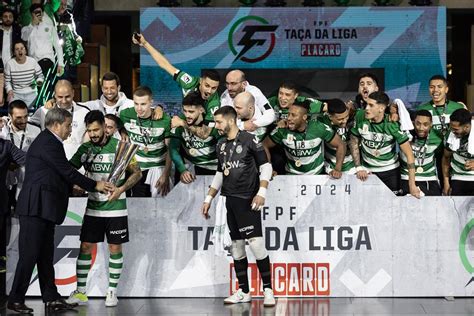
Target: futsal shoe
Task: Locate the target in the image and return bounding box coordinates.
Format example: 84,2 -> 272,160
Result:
224,289 -> 251,304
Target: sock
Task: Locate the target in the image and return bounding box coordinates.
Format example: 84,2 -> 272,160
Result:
108,252 -> 123,291
257,256 -> 272,290
233,257 -> 249,293
76,252 -> 92,293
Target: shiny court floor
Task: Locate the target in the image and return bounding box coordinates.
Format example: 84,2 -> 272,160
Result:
1,297 -> 474,315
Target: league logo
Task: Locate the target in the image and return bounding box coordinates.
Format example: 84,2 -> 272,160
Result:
228,16 -> 278,63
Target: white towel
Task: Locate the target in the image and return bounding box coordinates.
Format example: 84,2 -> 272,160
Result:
447,131 -> 461,151
144,166 -> 174,198
394,99 -> 414,131
211,196 -> 232,257
469,119 -> 474,155
446,119 -> 474,154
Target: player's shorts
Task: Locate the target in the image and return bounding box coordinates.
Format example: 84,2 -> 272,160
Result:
80,215 -> 129,244
225,196 -> 263,240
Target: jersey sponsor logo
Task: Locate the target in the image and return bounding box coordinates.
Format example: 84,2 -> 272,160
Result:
180,73 -> 193,84
90,163 -> 112,173
230,262 -> 330,296
362,139 -> 383,149
228,16 -> 278,63
223,160 -> 240,170
288,148 -> 314,157
129,133 -> 159,144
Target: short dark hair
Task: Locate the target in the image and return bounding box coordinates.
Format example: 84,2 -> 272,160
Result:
29,3 -> 43,13
102,72 -> 121,86
11,40 -> 27,57
182,91 -> 204,108
450,108 -> 472,126
214,106 -> 237,121
105,113 -> 123,128
292,99 -> 310,112
8,100 -> 28,115
415,109 -> 432,121
279,81 -> 299,94
84,110 -> 105,126
368,91 -> 389,106
358,72 -> 379,86
2,7 -> 16,17
202,69 -> 220,82
45,107 -> 72,128
327,99 -> 347,114
429,74 -> 447,84
133,86 -> 153,98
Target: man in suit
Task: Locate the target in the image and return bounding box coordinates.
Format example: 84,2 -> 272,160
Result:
0,138 -> 25,300
7,108 -> 112,314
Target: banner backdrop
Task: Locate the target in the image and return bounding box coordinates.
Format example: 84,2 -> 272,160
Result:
139,7 -> 446,113
6,176 -> 474,297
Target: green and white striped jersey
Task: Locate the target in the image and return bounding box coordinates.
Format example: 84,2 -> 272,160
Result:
70,137 -> 130,217
445,132 -> 474,181
170,126 -> 220,171
416,101 -> 464,137
400,130 -> 443,181
268,95 -> 323,122
120,108 -> 171,170
351,110 -> 409,173
174,71 -> 220,123
270,120 -> 335,175
318,114 -> 354,172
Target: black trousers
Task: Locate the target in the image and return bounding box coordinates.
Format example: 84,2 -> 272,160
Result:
451,180 -> 474,196
0,213 -> 8,297
130,169 -> 151,197
372,167 -> 401,195
194,166 -> 216,175
400,179 -> 442,196
38,58 -> 55,78
8,216 -> 61,303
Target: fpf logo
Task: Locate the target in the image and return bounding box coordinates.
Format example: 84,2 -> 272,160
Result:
459,218 -> 474,287
30,211 -> 97,286
228,16 -> 278,63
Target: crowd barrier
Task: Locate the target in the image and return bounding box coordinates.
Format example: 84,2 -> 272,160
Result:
6,175 -> 474,297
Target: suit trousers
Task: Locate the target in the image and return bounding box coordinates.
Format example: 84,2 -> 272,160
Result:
8,216 -> 61,303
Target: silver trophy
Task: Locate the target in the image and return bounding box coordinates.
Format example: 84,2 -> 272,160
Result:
107,141 -> 139,185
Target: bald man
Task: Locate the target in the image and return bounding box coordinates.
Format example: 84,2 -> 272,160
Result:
221,70 -> 275,133
30,80 -> 90,159
234,92 -> 271,142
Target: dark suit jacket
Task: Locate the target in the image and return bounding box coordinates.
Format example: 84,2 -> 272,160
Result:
16,129 -> 96,224
0,24 -> 22,71
0,139 -> 25,215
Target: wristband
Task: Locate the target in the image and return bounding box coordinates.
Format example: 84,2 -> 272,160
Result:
257,187 -> 267,198
204,195 -> 213,204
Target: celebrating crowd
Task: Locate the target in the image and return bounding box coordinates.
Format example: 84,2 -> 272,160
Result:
0,22 -> 472,314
